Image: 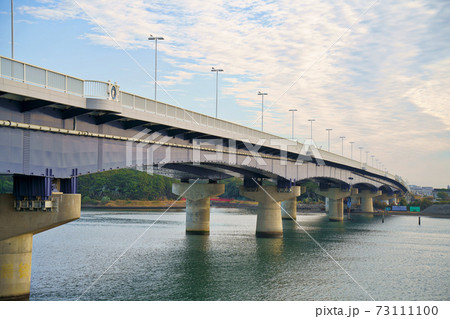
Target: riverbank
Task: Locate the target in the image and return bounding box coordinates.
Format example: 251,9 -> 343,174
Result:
82,199 -> 186,210
81,199 -> 326,211
81,200 -> 449,218
82,198 -> 259,210
352,204 -> 450,218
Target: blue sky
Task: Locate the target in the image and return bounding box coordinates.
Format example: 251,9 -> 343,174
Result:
0,0 -> 449,187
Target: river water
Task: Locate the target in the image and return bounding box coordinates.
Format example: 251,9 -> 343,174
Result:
29,208 -> 449,301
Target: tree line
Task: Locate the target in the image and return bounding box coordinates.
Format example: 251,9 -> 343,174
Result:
0,170 -> 322,203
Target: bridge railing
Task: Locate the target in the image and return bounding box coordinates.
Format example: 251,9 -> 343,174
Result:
0,56 -> 285,143
84,80 -> 110,99
120,89 -> 280,140
0,56 -> 84,96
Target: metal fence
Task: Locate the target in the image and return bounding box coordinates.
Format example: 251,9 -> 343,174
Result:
119,89 -> 281,141
0,56 -> 84,96
84,80 -> 109,99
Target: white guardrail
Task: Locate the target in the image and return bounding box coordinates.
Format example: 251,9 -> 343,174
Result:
0,56 -> 84,95
0,56 -> 407,189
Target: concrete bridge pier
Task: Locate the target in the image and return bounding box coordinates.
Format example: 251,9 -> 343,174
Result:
240,186 -> 300,238
350,188 -> 359,206
357,190 -> 382,213
0,193 -> 80,300
377,193 -> 395,205
281,186 -> 304,220
172,182 -> 225,235
281,197 -> 297,220
316,188 -> 350,221
389,195 -> 398,206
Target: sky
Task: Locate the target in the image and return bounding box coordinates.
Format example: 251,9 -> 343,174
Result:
0,0 -> 449,187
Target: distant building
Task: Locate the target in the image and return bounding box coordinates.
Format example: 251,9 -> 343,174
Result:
409,185 -> 434,196
432,188 -> 450,200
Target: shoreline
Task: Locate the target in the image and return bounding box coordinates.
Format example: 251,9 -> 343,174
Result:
350,209 -> 450,218
81,201 -> 450,218
81,200 -> 326,211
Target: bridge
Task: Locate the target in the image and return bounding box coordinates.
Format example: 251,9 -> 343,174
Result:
0,56 -> 409,300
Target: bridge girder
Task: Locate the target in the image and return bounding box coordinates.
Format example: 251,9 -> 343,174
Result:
159,163 -> 232,181
21,99 -> 57,113
353,182 -> 379,193
61,107 -> 92,119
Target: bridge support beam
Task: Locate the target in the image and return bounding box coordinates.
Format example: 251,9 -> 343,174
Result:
0,193 -> 80,300
281,187 -> 304,220
357,190 -> 382,213
172,183 -> 225,235
240,186 -> 300,237
316,188 -> 350,221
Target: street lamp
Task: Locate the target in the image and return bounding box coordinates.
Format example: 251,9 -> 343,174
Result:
308,119 -> 315,140
349,141 -> 354,160
339,136 -> 346,156
289,109 -> 298,139
326,128 -> 332,151
148,34 -> 164,101
359,147 -> 363,164
11,0 -> 14,59
371,155 -> 374,166
211,67 -> 223,118
258,91 -> 268,131
365,151 -> 369,164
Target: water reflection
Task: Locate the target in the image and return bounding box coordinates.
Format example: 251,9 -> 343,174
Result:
173,235 -> 212,300
29,209 -> 450,301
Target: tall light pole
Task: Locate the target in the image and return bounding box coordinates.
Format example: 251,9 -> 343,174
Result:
148,35 -> 164,101
365,151 -> 369,164
11,0 -> 14,59
326,128 -> 332,151
349,141 -> 354,160
359,147 -> 363,164
289,109 -> 298,139
258,91 -> 268,131
339,136 -> 346,156
211,67 -> 223,118
308,119 -> 315,140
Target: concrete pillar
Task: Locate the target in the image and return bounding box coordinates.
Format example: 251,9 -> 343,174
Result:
389,196 -> 398,206
0,193 -> 80,300
281,197 -> 297,220
0,234 -> 32,300
337,199 -> 344,215
240,186 -> 300,238
316,188 -> 351,221
325,198 -> 329,212
350,188 -> 359,206
358,190 -> 382,213
172,183 -> 225,235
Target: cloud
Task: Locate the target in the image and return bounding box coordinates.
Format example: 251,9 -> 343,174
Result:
405,58 -> 450,130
